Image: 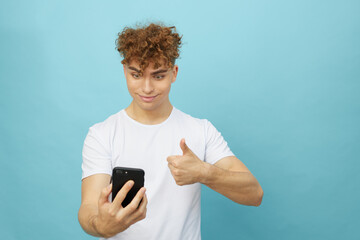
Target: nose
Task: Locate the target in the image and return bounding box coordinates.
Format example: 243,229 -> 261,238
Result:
142,77 -> 154,94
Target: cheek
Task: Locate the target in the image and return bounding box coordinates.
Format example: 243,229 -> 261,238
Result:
126,80 -> 139,92
126,85 -> 138,98
157,81 -> 172,92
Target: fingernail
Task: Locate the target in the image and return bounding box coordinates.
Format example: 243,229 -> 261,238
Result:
128,181 -> 134,187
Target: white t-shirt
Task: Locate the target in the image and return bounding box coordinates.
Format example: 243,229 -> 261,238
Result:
82,107 -> 234,240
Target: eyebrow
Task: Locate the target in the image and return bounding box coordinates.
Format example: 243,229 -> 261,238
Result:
151,69 -> 169,75
128,66 -> 169,75
128,66 -> 141,73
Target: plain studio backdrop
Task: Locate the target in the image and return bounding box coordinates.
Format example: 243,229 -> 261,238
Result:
0,0 -> 359,239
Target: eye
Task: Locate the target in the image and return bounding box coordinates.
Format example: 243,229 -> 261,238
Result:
154,75 -> 165,80
132,73 -> 141,79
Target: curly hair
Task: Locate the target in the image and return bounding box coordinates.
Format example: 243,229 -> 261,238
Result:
115,23 -> 182,73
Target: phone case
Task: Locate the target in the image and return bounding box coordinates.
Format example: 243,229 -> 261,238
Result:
111,167 -> 145,208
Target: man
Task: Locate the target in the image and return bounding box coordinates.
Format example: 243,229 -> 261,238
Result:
78,23 -> 263,240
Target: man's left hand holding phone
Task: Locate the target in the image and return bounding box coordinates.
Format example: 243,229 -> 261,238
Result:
78,167 -> 147,239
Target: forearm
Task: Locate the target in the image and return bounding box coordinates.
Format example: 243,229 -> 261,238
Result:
200,163 -> 263,206
78,204 -> 103,237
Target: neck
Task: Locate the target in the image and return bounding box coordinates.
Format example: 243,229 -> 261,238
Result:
125,101 -> 173,125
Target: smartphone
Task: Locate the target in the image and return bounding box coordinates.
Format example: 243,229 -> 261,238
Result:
111,167 -> 145,208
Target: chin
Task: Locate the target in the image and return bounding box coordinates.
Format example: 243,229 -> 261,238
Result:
136,101 -> 159,111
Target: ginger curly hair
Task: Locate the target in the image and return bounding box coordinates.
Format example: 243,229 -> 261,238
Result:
115,23 -> 182,73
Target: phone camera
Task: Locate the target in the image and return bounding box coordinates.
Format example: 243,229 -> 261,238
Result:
125,171 -> 128,174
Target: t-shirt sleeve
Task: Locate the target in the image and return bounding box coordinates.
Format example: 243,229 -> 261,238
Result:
204,120 -> 234,165
81,127 -> 112,180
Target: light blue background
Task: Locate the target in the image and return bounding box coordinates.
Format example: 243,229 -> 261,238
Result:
1,0 -> 359,239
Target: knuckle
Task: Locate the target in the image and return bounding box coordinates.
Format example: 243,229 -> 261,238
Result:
123,184 -> 131,191
109,211 -> 116,217
115,214 -> 123,222
123,219 -> 130,227
176,181 -> 183,186
127,205 -> 136,212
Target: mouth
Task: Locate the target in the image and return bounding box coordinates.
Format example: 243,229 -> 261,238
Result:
139,94 -> 158,103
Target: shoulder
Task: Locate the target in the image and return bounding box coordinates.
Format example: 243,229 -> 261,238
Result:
84,110 -> 126,150
172,107 -> 209,128
87,109 -> 124,138
173,107 -> 218,139
172,107 -> 218,143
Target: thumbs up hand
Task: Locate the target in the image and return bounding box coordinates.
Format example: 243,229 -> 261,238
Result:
167,138 -> 209,186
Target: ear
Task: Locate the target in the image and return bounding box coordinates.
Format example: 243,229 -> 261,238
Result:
123,64 -> 128,78
171,65 -> 179,83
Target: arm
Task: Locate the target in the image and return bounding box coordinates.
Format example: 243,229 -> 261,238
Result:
202,156 -> 263,206
78,173 -> 148,238
167,139 -> 263,206
78,174 -> 110,237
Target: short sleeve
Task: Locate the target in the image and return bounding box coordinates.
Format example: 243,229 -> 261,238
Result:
81,127 -> 112,180
204,120 -> 234,165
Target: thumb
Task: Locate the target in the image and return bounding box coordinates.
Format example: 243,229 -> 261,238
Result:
99,184 -> 112,205
180,138 -> 192,155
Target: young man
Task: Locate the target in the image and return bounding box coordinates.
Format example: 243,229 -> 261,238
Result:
78,23 -> 263,240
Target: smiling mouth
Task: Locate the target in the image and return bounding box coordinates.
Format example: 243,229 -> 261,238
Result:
139,95 -> 158,102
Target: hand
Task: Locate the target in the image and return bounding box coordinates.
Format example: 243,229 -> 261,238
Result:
167,138 -> 208,186
93,181 -> 147,238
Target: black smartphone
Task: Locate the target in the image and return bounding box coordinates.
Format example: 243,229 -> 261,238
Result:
111,167 -> 145,208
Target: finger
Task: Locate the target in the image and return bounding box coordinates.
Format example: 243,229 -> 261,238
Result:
168,163 -> 179,179
130,194 -> 148,223
180,138 -> 193,156
167,155 -> 182,163
168,162 -> 176,173
140,193 -> 148,209
99,184 -> 112,205
124,187 -> 146,215
111,180 -> 134,210
167,156 -> 178,167
166,156 -> 173,164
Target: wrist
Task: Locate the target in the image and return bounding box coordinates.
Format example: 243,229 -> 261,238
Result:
91,215 -> 107,238
198,162 -> 213,185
